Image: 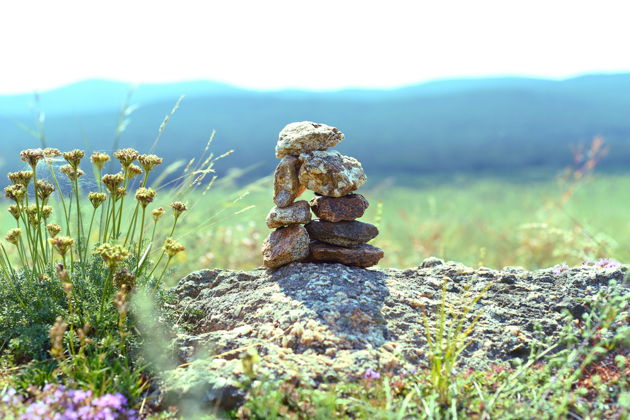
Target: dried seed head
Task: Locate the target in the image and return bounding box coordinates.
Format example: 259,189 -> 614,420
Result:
90,152 -> 111,170
7,205 -> 20,220
114,148 -> 139,168
20,149 -> 45,167
47,224 -> 62,238
8,171 -> 33,187
94,243 -> 131,267
35,180 -> 55,202
151,207 -> 165,222
49,236 -> 74,257
102,173 -> 125,194
63,149 -> 85,168
49,317 -> 67,359
170,201 -> 188,218
164,237 -> 185,257
25,205 -> 41,227
43,148 -> 62,159
126,164 -> 143,179
60,164 -> 84,181
135,187 -> 156,207
114,289 -> 130,315
4,184 -> 26,203
4,228 -> 22,245
138,154 -> 163,172
88,192 -> 107,209
114,187 -> 127,199
41,205 -> 53,219
113,268 -> 136,291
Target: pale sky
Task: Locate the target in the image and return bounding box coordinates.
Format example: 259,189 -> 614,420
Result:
1,0 -> 629,94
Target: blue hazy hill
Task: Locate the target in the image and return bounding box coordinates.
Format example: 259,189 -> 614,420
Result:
1,74 -> 630,178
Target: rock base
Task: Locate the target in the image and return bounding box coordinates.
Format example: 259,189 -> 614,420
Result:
166,260 -> 628,410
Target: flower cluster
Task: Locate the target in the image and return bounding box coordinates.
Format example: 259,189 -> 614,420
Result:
94,244 -> 131,268
91,152 -> 111,170
163,238 -> 185,257
0,385 -> 137,419
552,263 -> 569,275
582,258 -> 622,270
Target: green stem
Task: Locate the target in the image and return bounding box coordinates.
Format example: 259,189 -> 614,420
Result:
0,245 -> 28,312
136,207 -> 147,263
155,256 -> 172,289
48,162 -> 70,236
98,266 -> 115,321
147,217 -> 179,278
84,208 -> 97,262
73,179 -> 83,262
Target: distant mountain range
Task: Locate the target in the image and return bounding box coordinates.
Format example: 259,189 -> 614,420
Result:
2,74 -> 630,179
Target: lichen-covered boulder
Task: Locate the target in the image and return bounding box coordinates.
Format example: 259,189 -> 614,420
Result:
171,260 -> 628,412
266,201 -> 311,229
310,193 -> 369,222
273,156 -> 306,207
305,220 -> 379,247
262,225 -> 310,269
308,241 -> 384,267
298,151 -> 367,197
276,121 -> 344,158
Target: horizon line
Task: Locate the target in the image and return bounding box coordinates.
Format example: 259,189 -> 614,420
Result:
2,71 -> 630,97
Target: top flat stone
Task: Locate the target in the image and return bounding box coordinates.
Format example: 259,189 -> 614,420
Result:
276,121 -> 344,158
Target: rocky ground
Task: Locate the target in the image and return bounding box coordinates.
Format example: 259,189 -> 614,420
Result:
163,258 -> 628,410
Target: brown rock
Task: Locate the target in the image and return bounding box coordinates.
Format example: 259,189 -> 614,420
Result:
262,225 -> 310,269
298,150 -> 367,197
276,121 -> 344,158
273,156 -> 306,207
305,220 -> 379,247
266,201 -> 311,228
308,241 -> 384,267
310,194 -> 369,222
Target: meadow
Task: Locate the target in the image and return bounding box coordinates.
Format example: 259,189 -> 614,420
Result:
47,170 -> 623,282
1,168 -> 628,281
0,142 -> 627,419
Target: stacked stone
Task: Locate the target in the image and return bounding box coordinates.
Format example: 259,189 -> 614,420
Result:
262,121 -> 384,269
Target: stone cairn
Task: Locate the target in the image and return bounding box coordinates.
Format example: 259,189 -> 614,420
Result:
262,121 -> 384,269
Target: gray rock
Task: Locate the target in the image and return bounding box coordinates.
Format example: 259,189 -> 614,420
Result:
266,200 -> 311,228
170,262 -> 628,412
305,220 -> 379,246
276,121 -> 344,158
273,156 -> 306,207
298,150 -> 367,197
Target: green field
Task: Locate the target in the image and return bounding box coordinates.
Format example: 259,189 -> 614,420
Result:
2,170 -> 627,282
119,171 -> 629,280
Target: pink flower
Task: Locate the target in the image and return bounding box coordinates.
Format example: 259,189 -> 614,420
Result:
552,263 -> 569,275
364,368 -> 380,381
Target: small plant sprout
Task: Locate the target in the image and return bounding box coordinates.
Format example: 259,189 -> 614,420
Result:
423,277 -> 492,407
